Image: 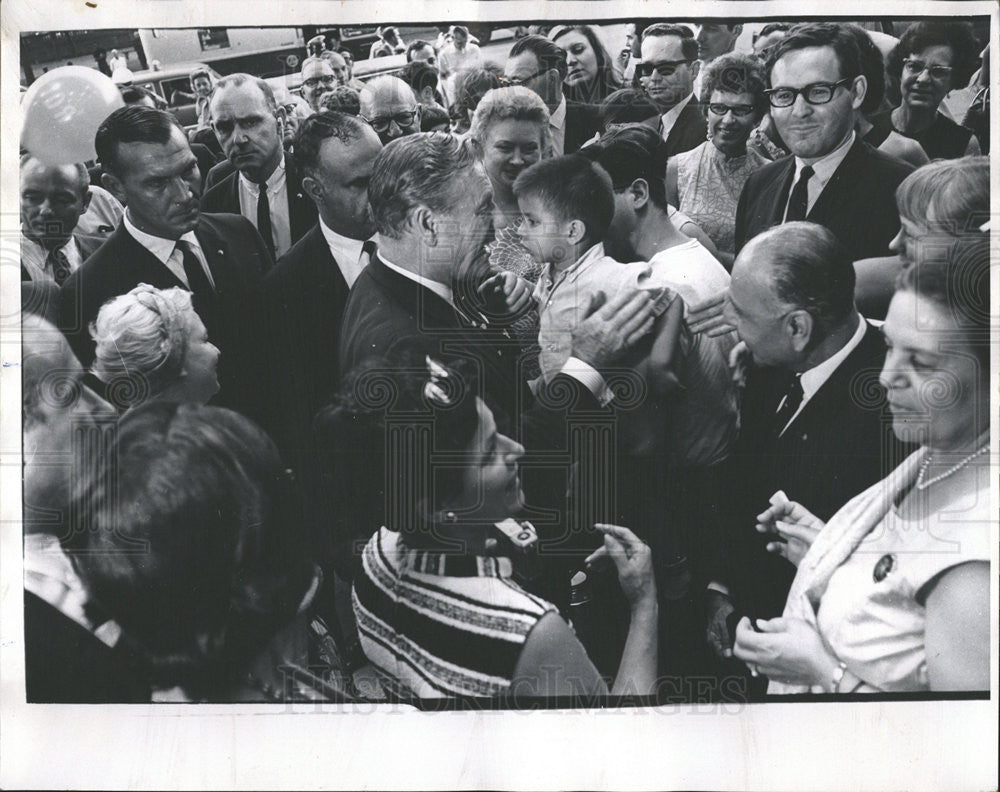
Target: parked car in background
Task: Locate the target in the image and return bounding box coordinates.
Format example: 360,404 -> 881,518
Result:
125,62 -> 221,129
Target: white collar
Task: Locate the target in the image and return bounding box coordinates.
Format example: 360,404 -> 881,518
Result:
123,210 -> 201,264
318,217 -> 368,252
239,154 -> 286,192
543,241 -> 606,285
660,93 -> 694,129
799,313 -> 867,401
794,130 -> 855,183
549,96 -> 567,130
21,232 -> 79,260
379,252 -> 454,306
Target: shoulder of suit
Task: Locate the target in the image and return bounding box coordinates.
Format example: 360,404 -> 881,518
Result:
267,225 -> 327,281
857,141 -> 917,180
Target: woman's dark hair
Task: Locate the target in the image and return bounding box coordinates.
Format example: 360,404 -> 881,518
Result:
69,403 -> 314,698
317,346 -> 482,549
887,21 -> 981,91
598,88 -> 660,131
552,25 -> 623,103
698,52 -> 769,117
895,233 -> 990,366
843,24 -> 887,115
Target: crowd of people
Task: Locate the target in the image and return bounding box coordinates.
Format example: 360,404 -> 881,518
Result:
20,18 -> 991,704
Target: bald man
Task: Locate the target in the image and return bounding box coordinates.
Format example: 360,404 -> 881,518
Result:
20,156 -> 105,284
359,76 -> 421,144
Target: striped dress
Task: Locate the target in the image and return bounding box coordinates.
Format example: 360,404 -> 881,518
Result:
352,527 -> 557,698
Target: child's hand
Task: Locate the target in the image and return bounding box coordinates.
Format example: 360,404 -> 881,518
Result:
478,271 -> 533,316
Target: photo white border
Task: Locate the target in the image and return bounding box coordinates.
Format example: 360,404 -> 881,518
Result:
1,1 -> 997,789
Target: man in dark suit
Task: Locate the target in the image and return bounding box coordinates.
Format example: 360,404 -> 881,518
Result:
705,222 -> 912,662
638,23 -> 707,157
200,74 -> 317,259
260,111 -> 382,477
57,105 -> 270,416
504,35 -> 600,155
734,22 -> 914,262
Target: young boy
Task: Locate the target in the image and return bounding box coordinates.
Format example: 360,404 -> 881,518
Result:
512,155 -> 684,453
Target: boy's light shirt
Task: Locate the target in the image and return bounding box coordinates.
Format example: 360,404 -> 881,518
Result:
532,242 -> 673,385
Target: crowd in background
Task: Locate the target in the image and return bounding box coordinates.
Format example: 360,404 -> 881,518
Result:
20,18 -> 992,704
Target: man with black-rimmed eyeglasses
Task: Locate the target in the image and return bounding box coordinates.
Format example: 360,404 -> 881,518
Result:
359,75 -> 422,145
637,23 -> 707,157
734,22 -> 914,263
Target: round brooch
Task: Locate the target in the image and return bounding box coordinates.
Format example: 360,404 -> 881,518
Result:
873,554 -> 896,583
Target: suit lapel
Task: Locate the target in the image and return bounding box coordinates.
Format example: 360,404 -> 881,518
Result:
115,224 -> 187,289
368,256 -> 460,330
767,157 -> 796,227
807,138 -> 866,222
193,218 -> 229,296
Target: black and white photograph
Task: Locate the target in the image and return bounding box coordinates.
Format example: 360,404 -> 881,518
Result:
1,0 -> 996,788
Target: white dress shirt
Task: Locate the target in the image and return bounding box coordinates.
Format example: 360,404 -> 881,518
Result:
319,218 -> 373,288
238,155 -> 292,258
659,93 -> 694,141
549,96 -> 568,156
783,130 -> 856,221
123,211 -> 215,290
20,233 -> 82,283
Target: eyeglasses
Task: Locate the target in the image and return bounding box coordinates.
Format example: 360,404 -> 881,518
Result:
361,110 -> 418,133
636,59 -> 693,78
902,58 -> 954,81
708,103 -> 756,117
503,68 -> 547,87
764,78 -> 852,108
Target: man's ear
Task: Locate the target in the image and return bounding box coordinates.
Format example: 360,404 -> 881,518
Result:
411,205 -> 436,244
79,186 -> 93,214
101,169 -> 127,206
301,173 -> 323,205
690,59 -> 701,81
630,178 -> 651,211
850,74 -> 868,111
786,309 -> 814,352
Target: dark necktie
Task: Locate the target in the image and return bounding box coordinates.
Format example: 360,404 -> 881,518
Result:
359,239 -> 377,269
47,247 -> 72,285
773,373 -> 804,436
256,181 -> 276,258
785,165 -> 814,222
177,240 -> 213,296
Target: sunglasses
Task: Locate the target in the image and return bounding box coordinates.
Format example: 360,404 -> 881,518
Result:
636,59 -> 693,78
362,110 -> 418,133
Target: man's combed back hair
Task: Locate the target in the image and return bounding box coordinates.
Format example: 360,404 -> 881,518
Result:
292,110 -> 369,174
765,22 -> 863,85
211,72 -> 277,112
512,154 -> 616,243
368,132 -> 480,239
509,34 -> 569,79
95,105 -> 184,174
757,222 -> 857,332
583,124 -> 670,212
640,23 -> 699,61
405,39 -> 434,62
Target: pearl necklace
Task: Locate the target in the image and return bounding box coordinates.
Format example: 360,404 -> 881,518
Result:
916,443 -> 990,490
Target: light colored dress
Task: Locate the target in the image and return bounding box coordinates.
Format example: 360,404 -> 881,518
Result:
771,448 -> 992,694
674,141 -> 768,256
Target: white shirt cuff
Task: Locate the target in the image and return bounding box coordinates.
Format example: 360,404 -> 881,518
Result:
560,357 -> 614,407
707,582 -> 731,597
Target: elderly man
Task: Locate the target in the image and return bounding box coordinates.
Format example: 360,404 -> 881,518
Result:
734,22 -> 913,261
261,111 -> 382,476
57,105 -> 270,416
319,50 -> 349,89
201,73 -> 316,258
20,156 -> 104,284
705,222 -> 912,663
638,23 -> 707,156
22,314 -> 150,703
504,34 -> 599,154
359,76 -> 422,144
300,56 -> 339,112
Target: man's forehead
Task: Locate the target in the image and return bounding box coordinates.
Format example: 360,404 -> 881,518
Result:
772,46 -> 841,83
21,160 -> 86,191
303,60 -> 334,78
212,82 -> 269,113
370,85 -> 416,111
506,51 -> 540,74
642,35 -> 684,60
118,130 -> 195,171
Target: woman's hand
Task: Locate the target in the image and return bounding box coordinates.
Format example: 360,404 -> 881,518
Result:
733,616 -> 839,689
585,523 -> 657,610
477,271 -> 533,316
755,493 -> 825,568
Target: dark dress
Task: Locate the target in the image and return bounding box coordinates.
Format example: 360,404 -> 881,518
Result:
877,109 -> 975,160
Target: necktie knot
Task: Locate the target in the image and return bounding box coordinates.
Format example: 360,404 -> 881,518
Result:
47,247 -> 72,285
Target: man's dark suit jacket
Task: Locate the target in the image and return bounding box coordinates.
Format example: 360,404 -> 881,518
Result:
564,100 -> 601,154
660,100 -> 708,158
203,158 -> 236,191
260,223 -> 350,472
734,137 -> 914,262
56,213 -> 270,416
199,155 -> 317,251
332,255 -> 610,606
717,320 -> 915,619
